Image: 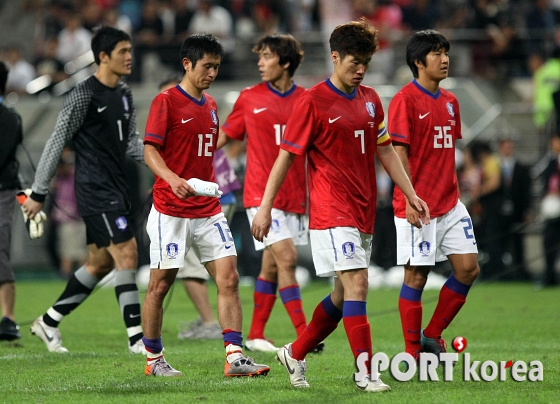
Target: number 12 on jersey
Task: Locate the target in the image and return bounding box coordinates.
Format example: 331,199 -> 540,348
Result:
198,133 -> 213,156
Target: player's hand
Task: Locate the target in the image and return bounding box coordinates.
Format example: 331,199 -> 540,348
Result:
18,190 -> 47,239
251,207 -> 272,242
406,196 -> 430,228
168,176 -> 196,200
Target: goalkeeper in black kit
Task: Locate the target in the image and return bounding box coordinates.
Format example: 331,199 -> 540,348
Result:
22,26 -> 148,354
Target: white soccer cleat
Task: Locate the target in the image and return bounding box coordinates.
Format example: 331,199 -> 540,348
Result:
30,316 -> 68,353
245,338 -> 280,352
355,377 -> 391,392
276,344 -> 309,388
129,338 -> 148,355
145,356 -> 183,377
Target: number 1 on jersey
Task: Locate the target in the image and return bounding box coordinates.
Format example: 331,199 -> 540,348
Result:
274,124 -> 286,146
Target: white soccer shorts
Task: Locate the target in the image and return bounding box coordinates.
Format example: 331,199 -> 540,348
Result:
147,206 -> 236,270
394,200 -> 479,266
246,207 -> 309,251
310,227 -> 372,277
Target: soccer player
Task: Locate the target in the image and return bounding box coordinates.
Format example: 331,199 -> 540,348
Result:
141,33 -> 270,377
22,26 -> 147,354
388,30 -> 480,365
251,19 -> 429,392
217,34 -> 309,352
157,77 -> 241,340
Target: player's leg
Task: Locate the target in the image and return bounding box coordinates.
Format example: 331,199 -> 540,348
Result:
270,238 -> 307,337
246,248 -> 279,350
245,207 -> 280,351
336,229 -> 390,392
107,237 -> 145,353
399,263 -> 429,359
394,215 -> 435,360
142,267 -> 182,376
142,206 -> 186,376
30,240 -> 114,353
200,213 -> 269,377
423,202 -> 479,354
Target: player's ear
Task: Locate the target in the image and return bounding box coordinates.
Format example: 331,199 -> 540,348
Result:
414,59 -> 424,70
331,51 -> 339,64
98,51 -> 109,64
182,57 -> 192,72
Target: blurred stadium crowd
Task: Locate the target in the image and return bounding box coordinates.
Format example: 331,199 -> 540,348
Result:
0,0 -> 559,91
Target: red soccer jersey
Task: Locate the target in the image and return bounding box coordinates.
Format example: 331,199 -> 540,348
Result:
280,79 -> 390,234
144,85 -> 221,218
388,80 -> 461,218
222,82 -> 307,214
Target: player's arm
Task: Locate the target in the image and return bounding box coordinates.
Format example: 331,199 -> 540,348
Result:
251,149 -> 297,241
393,141 -> 422,225
144,142 -> 195,200
124,88 -> 147,165
377,143 -> 430,227
216,128 -> 233,150
24,88 -> 88,219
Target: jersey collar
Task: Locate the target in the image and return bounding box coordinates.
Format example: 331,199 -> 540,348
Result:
0,96 -> 3,104
266,81 -> 297,98
175,84 -> 206,106
412,79 -> 441,99
325,78 -> 357,100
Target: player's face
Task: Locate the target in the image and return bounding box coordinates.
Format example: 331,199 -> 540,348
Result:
419,48 -> 449,82
185,54 -> 221,91
332,52 -> 371,91
257,47 -> 287,82
106,41 -> 132,76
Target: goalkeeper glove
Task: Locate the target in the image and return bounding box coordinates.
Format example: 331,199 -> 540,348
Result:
16,189 -> 47,239
186,178 -> 223,198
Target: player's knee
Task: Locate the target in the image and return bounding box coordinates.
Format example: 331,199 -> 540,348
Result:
147,280 -> 172,301
216,268 -> 240,292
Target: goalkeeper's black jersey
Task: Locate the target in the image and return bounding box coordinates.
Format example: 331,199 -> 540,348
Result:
31,75 -> 144,217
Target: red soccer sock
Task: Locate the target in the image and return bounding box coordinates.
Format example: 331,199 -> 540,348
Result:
248,278 -> 277,340
291,295 -> 342,360
399,284 -> 423,353
279,285 -> 307,336
342,301 -> 372,367
424,275 -> 470,339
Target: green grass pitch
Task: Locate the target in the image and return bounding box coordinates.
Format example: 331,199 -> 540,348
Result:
2,280 -> 558,403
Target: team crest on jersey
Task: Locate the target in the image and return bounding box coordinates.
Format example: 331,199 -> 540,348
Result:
342,242 -> 355,259
210,109 -> 218,126
115,216 -> 128,230
365,102 -> 376,119
166,243 -> 179,258
270,219 -> 280,233
122,96 -> 129,112
419,241 -> 431,256
446,102 -> 455,118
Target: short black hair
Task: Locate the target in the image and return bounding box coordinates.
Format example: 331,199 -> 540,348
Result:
329,18 -> 379,60
91,25 -> 131,65
180,33 -> 224,72
0,61 -> 8,95
406,30 -> 450,78
252,34 -> 304,77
